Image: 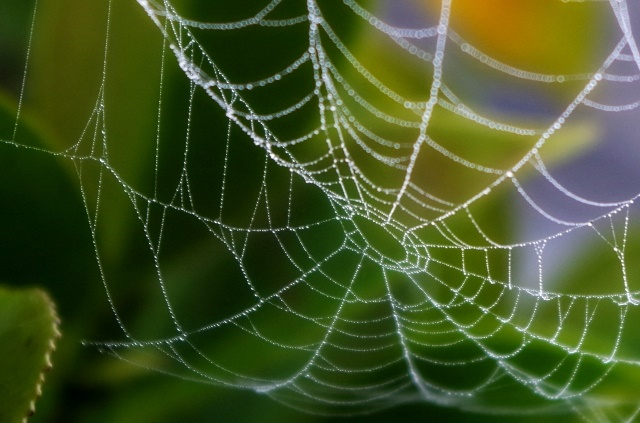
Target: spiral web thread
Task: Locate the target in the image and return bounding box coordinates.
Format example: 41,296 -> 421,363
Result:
6,0 -> 640,421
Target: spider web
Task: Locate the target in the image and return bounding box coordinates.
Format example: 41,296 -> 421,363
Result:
7,0 -> 640,421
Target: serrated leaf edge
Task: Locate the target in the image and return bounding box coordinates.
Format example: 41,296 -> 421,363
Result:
22,290 -> 61,423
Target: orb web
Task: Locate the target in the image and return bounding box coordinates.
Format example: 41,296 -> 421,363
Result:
5,0 -> 640,421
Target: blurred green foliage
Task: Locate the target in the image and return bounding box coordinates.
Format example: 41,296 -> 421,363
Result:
0,286 -> 59,423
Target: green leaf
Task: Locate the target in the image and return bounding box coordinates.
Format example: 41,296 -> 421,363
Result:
0,286 -> 60,423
